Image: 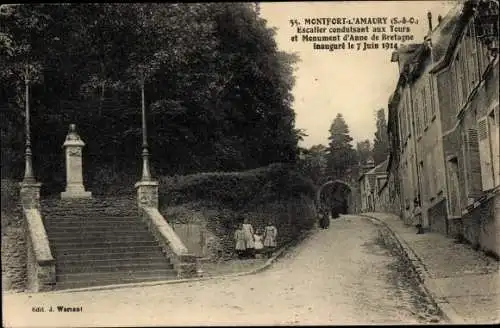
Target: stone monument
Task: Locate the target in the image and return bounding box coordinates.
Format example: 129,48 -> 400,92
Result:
61,124 -> 92,199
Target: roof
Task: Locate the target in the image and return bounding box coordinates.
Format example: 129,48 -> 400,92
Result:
359,159 -> 389,181
430,1 -> 476,73
430,2 -> 465,64
366,159 -> 389,175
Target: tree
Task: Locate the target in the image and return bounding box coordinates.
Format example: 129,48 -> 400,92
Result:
356,139 -> 372,166
325,113 -> 356,180
372,108 -> 389,165
0,4 -> 301,192
298,144 -> 327,185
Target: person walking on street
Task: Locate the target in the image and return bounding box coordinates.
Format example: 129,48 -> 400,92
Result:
413,196 -> 424,234
241,217 -> 255,258
234,223 -> 245,259
263,220 -> 278,258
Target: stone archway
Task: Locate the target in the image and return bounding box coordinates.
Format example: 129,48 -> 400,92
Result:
316,179 -> 353,216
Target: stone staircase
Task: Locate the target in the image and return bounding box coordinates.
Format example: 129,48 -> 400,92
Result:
41,196 -> 177,290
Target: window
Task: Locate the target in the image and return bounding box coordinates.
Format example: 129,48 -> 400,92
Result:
454,55 -> 465,108
429,76 -> 436,119
450,62 -> 457,113
478,116 -> 493,190
422,86 -> 428,128
406,92 -> 412,138
470,17 -> 481,84
435,144 -> 444,193
492,106 -> 500,186
414,96 -> 421,136
399,106 -> 405,148
447,157 -> 461,217
464,128 -> 483,199
466,23 -> 478,89
460,45 -> 469,101
479,105 -> 500,189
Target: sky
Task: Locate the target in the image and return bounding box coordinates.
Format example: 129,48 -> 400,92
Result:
260,1 -> 455,148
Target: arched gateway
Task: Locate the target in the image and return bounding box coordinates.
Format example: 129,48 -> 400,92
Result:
316,179 -> 353,217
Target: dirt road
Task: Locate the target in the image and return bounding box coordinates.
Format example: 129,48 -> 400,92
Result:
3,215 -> 442,326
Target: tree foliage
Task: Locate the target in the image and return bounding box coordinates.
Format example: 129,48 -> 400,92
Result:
356,139 -> 372,166
325,113 -> 356,180
0,4 -> 301,193
372,108 -> 389,165
297,144 -> 327,185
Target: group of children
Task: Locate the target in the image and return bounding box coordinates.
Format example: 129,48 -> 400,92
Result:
234,218 -> 277,259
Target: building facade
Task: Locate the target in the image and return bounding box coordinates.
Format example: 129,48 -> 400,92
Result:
359,159 -> 388,212
430,0 -> 499,254
382,0 -> 499,256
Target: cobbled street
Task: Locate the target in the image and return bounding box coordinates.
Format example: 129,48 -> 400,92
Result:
3,215 -> 443,326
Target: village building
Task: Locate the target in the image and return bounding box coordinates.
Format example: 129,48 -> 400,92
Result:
429,0 -> 499,254
380,0 -> 499,256
358,159 -> 389,212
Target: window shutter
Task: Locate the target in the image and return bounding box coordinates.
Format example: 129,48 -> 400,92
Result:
429,76 -> 436,118
460,46 -> 469,101
422,87 -> 427,127
466,128 -> 483,198
491,106 -> 500,186
478,117 -> 493,190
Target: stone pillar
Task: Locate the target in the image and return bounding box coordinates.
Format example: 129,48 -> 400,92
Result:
135,180 -> 159,209
61,124 -> 92,199
20,182 -> 42,210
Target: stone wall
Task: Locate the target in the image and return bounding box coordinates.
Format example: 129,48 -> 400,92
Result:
1,203 -> 26,292
427,198 -> 448,235
461,192 -> 499,258
1,180 -> 26,292
161,195 -> 317,261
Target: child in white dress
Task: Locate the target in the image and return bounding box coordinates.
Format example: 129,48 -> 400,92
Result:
234,223 -> 246,259
263,221 -> 278,258
253,229 -> 264,257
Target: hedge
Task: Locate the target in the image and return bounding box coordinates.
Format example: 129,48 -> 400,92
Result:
159,163 -> 316,211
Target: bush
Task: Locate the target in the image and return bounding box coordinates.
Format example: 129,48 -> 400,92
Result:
159,163 -> 316,210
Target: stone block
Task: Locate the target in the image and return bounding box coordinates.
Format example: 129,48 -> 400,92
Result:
135,180 -> 159,209
23,208 -> 55,292
19,182 -> 42,210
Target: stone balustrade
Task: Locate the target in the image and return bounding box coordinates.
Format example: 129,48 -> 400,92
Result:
20,182 -> 56,292
136,181 -> 198,278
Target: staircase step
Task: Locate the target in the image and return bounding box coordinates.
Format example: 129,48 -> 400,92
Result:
44,220 -> 146,227
50,241 -> 158,249
43,212 -> 138,218
55,272 -> 177,289
40,195 -> 180,290
48,230 -> 153,240
45,226 -> 150,234
57,261 -> 174,274
53,246 -> 165,257
57,252 -> 167,262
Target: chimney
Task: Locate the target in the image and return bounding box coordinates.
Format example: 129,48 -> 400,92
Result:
427,11 -> 433,32
438,15 -> 443,25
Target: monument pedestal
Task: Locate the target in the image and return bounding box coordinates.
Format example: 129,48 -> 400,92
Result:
60,124 -> 92,199
135,180 -> 159,209
61,185 -> 92,199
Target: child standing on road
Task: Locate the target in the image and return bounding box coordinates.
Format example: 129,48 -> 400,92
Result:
241,217 -> 255,258
263,221 -> 278,258
234,223 -> 245,259
253,229 -> 264,257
